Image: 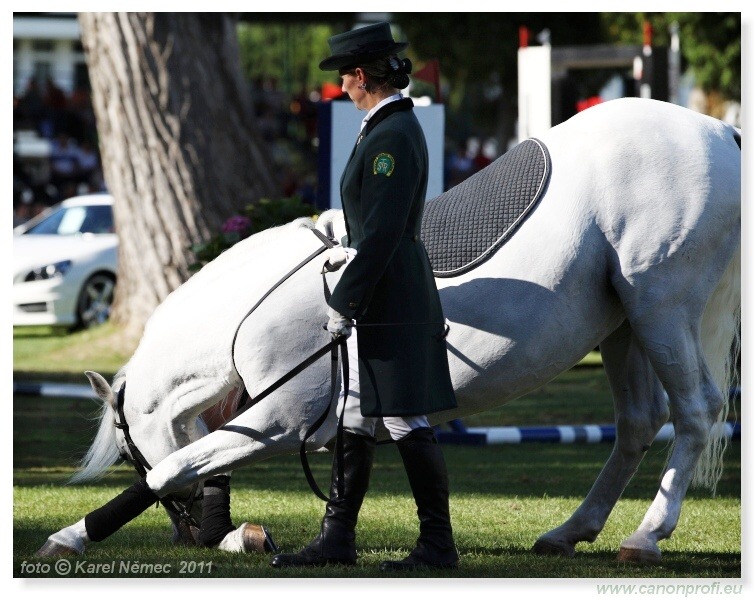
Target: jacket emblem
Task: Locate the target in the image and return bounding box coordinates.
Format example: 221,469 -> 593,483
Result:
373,153 -> 395,176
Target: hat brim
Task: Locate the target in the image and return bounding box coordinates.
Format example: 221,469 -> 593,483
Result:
319,42 -> 409,71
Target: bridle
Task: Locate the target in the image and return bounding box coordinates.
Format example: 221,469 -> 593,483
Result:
113,226 -> 448,512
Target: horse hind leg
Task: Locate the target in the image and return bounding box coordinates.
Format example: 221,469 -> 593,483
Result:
615,295 -> 735,563
533,320 -> 669,558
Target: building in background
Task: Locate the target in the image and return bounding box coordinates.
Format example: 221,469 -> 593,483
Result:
13,13 -> 85,97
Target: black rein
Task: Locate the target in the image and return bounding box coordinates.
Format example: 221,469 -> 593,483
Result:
114,228 -> 349,517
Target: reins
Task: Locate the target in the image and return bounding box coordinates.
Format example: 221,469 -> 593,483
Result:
114,226 -> 448,510
223,227 -> 349,501
113,227 -> 346,529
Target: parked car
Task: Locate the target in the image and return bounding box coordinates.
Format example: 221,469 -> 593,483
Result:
13,193 -> 118,329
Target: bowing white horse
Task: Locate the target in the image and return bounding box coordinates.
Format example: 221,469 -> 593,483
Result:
39,98 -> 740,564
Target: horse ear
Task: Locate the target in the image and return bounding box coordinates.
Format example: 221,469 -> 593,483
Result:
84,371 -> 115,408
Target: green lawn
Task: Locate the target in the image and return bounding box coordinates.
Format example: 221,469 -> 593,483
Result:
13,325 -> 741,579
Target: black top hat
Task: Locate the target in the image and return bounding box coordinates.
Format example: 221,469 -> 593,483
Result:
319,22 -> 408,71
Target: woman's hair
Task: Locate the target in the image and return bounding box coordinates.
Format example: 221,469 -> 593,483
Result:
340,55 -> 413,91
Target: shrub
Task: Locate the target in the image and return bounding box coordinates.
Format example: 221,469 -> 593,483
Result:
189,196 -> 320,271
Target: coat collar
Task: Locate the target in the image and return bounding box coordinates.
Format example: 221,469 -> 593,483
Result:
363,97 -> 414,137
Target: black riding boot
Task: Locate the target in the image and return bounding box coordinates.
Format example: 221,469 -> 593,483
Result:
379,427 -> 459,571
270,431 -> 376,567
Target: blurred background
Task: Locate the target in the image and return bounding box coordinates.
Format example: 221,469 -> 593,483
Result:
11,12 -> 742,335
13,12 -> 741,225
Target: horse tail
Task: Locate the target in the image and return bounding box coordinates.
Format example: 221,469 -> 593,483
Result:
693,211 -> 741,492
69,370 -> 126,483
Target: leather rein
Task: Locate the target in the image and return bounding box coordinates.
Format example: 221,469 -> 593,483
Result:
114,228 -> 350,530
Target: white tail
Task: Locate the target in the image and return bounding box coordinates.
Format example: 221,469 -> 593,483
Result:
694,243 -> 741,492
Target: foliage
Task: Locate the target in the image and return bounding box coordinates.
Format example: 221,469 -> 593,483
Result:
189,196 -> 321,271
394,12 -> 740,141
601,12 -> 740,101
236,20 -> 344,95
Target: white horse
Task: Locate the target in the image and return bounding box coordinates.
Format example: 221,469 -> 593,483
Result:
38,98 -> 740,564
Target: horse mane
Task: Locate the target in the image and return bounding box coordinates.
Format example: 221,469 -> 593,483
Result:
69,367 -> 128,484
244,216 -> 317,248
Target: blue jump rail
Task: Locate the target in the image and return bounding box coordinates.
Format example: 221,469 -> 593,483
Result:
15,382 -> 741,445
434,419 -> 741,445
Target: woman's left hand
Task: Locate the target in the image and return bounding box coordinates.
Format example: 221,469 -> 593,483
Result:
327,307 -> 353,339
321,247 -> 349,273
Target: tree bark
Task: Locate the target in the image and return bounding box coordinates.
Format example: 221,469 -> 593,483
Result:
78,13 -> 279,337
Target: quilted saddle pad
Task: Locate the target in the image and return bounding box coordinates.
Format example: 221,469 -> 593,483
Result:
421,138 -> 550,277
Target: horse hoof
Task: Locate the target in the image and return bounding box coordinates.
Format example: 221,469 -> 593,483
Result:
240,523 -> 279,554
617,546 -> 662,565
532,538 -> 575,558
36,539 -> 81,558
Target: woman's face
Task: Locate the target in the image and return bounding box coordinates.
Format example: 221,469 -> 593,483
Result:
340,70 -> 369,110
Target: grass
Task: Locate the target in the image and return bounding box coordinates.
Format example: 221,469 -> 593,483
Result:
12,421 -> 741,579
13,323 -> 136,382
12,325 -> 742,579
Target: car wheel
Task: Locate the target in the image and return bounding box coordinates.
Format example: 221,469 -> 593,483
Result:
76,273 -> 116,329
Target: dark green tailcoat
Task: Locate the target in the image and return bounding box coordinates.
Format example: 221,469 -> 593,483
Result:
329,99 -> 457,417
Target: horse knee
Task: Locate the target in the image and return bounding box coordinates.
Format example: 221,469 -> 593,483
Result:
146,453 -> 193,496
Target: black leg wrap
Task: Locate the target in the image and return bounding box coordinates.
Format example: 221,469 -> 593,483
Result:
198,475 -> 235,547
84,477 -> 159,542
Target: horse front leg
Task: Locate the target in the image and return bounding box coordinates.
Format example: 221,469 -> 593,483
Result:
35,382 -> 275,558
533,321 -> 669,558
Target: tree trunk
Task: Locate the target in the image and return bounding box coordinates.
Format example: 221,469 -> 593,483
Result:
78,13 -> 279,337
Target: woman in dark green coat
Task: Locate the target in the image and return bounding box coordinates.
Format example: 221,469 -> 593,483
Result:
271,22 -> 458,571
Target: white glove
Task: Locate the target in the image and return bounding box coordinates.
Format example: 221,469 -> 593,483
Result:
327,307 -> 353,339
321,246 -> 349,273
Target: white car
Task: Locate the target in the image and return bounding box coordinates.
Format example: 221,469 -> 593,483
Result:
13,193 -> 118,329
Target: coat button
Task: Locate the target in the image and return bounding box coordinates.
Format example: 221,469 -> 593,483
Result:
349,302 -> 358,308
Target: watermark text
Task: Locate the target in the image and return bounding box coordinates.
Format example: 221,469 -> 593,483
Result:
19,559 -> 214,577
597,582 -> 743,596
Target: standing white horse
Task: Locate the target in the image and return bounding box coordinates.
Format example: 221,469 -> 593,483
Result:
38,98 -> 740,565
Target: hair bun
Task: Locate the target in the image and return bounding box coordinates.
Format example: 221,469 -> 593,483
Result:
386,56 -> 411,89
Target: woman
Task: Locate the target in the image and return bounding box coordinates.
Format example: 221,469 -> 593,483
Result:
271,22 -> 458,571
